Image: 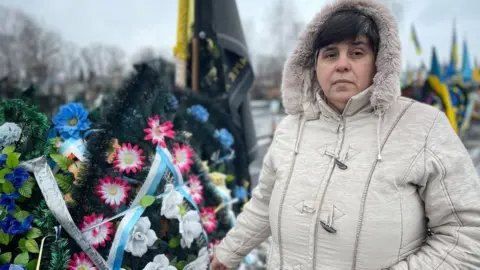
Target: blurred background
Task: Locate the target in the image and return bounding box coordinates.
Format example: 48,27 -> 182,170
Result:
2,0 -> 480,183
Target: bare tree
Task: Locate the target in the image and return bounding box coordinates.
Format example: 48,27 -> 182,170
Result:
0,5 -> 65,83
17,14 -> 64,83
256,0 -> 305,87
59,41 -> 83,80
0,6 -> 24,78
81,43 -> 126,78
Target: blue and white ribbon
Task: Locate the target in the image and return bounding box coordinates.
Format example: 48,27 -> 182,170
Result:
214,187 -> 237,227
107,145 -> 167,269
159,147 -> 209,243
59,138 -> 87,161
107,146 -> 208,268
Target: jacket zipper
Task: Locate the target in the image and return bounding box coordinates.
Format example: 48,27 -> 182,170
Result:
311,113 -> 346,269
277,115 -> 305,269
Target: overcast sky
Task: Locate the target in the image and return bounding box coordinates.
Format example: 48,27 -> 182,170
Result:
1,0 -> 480,69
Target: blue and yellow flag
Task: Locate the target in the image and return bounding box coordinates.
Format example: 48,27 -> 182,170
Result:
410,24 -> 422,55
430,47 -> 444,81
461,39 -> 473,82
448,19 -> 459,72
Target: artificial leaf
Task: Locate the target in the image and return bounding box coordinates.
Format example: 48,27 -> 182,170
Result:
168,235 -> 181,248
26,259 -> 38,270
26,227 -> 42,239
13,252 -> 29,265
12,152 -> 21,160
18,238 -> 27,253
0,168 -> 11,183
50,154 -> 73,171
226,174 -> 235,183
13,210 -> 30,221
6,153 -> 19,169
2,180 -> 15,194
25,239 -> 40,253
1,145 -> 15,154
0,231 -> 9,245
0,252 -> 12,264
140,195 -> 155,207
54,174 -> 73,193
18,177 -> 35,198
176,261 -> 187,270
179,204 -> 186,216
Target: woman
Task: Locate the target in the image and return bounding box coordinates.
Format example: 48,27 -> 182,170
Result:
213,0 -> 480,269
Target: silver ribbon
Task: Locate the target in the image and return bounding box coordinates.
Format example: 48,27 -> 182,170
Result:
21,156 -> 110,270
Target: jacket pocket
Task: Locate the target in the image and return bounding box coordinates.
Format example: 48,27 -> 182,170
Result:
398,234 -> 426,260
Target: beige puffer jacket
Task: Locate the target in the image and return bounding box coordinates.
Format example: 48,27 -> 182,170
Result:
215,0 -> 480,269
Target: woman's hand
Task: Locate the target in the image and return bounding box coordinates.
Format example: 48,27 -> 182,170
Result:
211,255 -> 230,270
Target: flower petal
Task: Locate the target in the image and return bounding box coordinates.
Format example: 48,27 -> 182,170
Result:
146,229 -> 158,247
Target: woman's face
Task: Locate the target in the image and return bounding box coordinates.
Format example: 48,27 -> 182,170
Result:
315,35 -> 376,112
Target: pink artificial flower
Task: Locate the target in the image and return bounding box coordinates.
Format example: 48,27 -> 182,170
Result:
188,175 -> 203,205
113,143 -> 146,174
172,143 -> 194,174
200,207 -> 218,234
68,252 -> 97,270
95,175 -> 131,208
144,116 -> 176,148
80,213 -> 115,248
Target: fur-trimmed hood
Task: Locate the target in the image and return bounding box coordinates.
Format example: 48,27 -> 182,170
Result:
281,0 -> 401,116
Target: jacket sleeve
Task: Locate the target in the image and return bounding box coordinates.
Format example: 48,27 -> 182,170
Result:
215,139 -> 277,269
390,112 -> 480,270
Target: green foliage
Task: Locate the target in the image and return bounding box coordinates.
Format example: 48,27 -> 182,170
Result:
13,252 -> 29,265
50,154 -> 74,171
1,145 -> 15,155
0,252 -> 12,264
6,152 -> 19,169
0,231 -> 10,245
54,174 -> 73,193
26,228 -> 42,239
18,178 -> 36,198
0,99 -> 50,160
48,238 -> 71,270
32,201 -> 58,232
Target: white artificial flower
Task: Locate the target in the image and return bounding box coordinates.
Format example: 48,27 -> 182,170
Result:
143,254 -> 177,270
183,247 -> 209,270
179,210 -> 203,248
125,217 -> 158,257
0,122 -> 22,149
161,184 -> 184,219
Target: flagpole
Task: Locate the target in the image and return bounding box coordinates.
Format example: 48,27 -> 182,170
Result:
173,0 -> 190,88
191,0 -> 200,93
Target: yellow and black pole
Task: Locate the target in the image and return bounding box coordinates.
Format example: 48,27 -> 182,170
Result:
173,0 -> 194,89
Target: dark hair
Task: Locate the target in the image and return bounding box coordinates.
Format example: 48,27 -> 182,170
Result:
312,9 -> 380,55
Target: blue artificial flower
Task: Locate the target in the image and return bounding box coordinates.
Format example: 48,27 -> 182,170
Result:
0,215 -> 15,233
187,105 -> 209,123
0,192 -> 20,212
53,103 -> 91,140
0,214 -> 33,235
234,186 -> 249,201
215,128 -> 234,148
0,154 -> 6,167
167,93 -> 179,110
0,264 -> 25,270
4,167 -> 29,188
